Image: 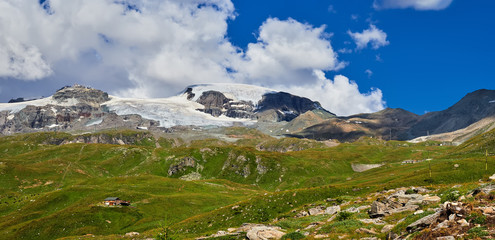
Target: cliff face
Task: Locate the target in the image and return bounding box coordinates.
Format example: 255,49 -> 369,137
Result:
195,90 -> 331,122
52,85 -> 110,104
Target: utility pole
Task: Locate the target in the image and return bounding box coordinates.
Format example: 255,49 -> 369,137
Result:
486,149 -> 488,171
429,159 -> 432,178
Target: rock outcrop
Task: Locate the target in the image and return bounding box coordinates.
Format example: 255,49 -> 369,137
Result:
194,90 -> 330,122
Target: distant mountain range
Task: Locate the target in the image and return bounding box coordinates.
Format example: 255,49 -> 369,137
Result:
0,84 -> 494,143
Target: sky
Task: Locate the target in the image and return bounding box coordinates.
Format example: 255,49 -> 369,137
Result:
0,0 -> 493,116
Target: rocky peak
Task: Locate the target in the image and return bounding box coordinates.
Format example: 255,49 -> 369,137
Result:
52,84 -> 110,104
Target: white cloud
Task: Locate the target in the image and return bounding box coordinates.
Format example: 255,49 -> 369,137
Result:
0,38 -> 52,80
373,0 -> 453,10
276,71 -> 385,116
348,24 -> 389,50
365,69 -> 373,78
0,0 -> 237,97
0,1 -> 386,116
234,18 -> 343,86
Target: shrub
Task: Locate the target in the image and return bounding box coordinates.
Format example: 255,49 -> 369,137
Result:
336,211 -> 354,221
441,190 -> 460,202
405,189 -> 416,195
467,226 -> 488,238
467,212 -> 486,225
282,232 -> 306,240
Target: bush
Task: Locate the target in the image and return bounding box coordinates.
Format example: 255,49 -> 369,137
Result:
467,212 -> 486,225
405,189 -> 416,195
282,231 -> 306,240
467,226 -> 488,238
441,190 -> 460,202
336,211 -> 354,221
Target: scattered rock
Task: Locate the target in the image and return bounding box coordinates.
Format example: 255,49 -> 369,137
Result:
457,219 -> 469,227
355,228 -> 377,235
381,224 -> 394,233
124,232 -> 140,237
359,219 -> 386,225
414,210 -> 424,215
436,236 -> 455,240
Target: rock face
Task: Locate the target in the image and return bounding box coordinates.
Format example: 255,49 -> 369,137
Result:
257,92 -> 324,121
53,84 -> 110,105
0,85 -> 158,135
194,90 -> 329,122
168,157 -> 197,176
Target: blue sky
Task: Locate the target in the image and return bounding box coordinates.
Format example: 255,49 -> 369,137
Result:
228,0 -> 495,114
0,0 -> 493,115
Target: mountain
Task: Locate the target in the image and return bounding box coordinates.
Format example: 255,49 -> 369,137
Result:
0,83 -> 330,135
288,89 -> 495,142
406,89 -> 495,139
289,108 -> 420,141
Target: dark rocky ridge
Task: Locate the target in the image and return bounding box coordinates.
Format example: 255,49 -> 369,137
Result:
195,90 -> 330,122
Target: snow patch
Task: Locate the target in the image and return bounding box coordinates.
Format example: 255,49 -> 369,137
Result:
47,124 -> 60,129
85,118 -> 103,126
489,100 -> 495,103
0,96 -> 80,114
7,115 -> 15,120
104,95 -> 256,128
137,126 -> 148,130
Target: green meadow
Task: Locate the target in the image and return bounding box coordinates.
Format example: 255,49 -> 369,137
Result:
0,128 -> 493,239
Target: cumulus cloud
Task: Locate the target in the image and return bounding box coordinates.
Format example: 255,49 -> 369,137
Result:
373,0 -> 453,10
233,18 -> 343,87
276,71 -> 385,116
348,24 -> 389,50
0,1 -> 385,115
0,38 -> 52,80
0,0 -> 237,97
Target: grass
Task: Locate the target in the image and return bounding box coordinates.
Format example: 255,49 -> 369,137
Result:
1,128 -> 495,239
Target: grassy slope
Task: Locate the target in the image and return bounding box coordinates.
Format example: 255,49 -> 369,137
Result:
1,128 -> 495,239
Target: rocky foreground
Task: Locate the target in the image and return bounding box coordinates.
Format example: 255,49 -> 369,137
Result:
193,183 -> 495,240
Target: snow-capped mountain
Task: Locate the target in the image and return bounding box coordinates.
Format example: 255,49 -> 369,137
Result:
0,84 -> 330,134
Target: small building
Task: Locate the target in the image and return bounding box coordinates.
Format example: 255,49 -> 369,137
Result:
104,197 -> 130,206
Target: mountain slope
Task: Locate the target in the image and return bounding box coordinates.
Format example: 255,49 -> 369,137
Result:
289,108 -> 419,141
407,89 -> 495,139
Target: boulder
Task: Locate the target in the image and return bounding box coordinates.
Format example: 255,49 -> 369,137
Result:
406,211 -> 441,233
246,225 -> 285,240
308,206 -> 325,216
325,206 -> 341,215
422,195 -> 441,205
